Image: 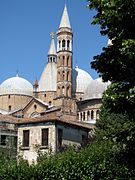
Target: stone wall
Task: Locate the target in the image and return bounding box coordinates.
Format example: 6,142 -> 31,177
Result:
0,94 -> 32,112
18,123 -> 56,164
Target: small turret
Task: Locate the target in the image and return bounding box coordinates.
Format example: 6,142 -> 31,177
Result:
33,78 -> 39,98
48,32 -> 57,63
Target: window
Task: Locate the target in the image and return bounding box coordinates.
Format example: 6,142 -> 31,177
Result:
96,110 -> 100,119
91,110 -> 94,120
34,104 -> 37,110
80,97 -> 82,101
80,113 -> 83,121
0,135 -> 6,146
23,130 -> 29,147
62,56 -> 65,66
67,40 -> 70,48
87,111 -> 90,120
42,128 -> 48,146
62,40 -> 65,48
67,86 -> 70,96
49,101 -> 52,106
83,112 -> 85,121
62,71 -> 65,80
67,56 -> 69,66
58,129 -> 63,149
62,86 -> 65,95
67,71 -> 69,81
50,57 -> 52,62
9,105 -> 11,111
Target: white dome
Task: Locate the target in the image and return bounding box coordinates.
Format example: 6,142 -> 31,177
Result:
72,66 -> 93,93
0,76 -> 33,96
84,78 -> 110,100
38,62 -> 57,91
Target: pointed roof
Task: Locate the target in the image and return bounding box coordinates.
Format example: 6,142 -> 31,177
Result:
48,32 -> 56,55
59,4 -> 71,29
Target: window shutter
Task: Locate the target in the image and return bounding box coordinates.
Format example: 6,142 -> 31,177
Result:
42,129 -> 48,146
23,130 -> 29,147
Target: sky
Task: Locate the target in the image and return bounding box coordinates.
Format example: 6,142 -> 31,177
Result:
0,0 -> 108,84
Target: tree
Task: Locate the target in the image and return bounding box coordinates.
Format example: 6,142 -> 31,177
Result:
88,0 -> 135,84
87,0 -> 135,175
87,0 -> 135,114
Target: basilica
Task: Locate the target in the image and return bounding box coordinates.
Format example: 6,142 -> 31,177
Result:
0,5 -> 109,163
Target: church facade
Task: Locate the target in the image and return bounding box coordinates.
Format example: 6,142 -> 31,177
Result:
0,5 -> 109,163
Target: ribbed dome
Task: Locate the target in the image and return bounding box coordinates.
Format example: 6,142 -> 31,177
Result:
72,66 -> 93,93
84,78 -> 110,100
38,62 -> 57,91
0,76 -> 33,96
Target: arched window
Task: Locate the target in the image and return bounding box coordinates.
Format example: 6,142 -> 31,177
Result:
67,56 -> 69,66
62,40 -> 65,48
87,111 -> 90,120
62,86 -> 65,95
83,112 -> 85,121
96,110 -> 100,119
67,40 -> 70,49
80,97 -> 82,101
62,71 -> 65,80
67,71 -> 69,81
49,101 -> 52,106
67,86 -> 70,96
80,113 -> 83,121
91,110 -> 94,120
9,105 -> 11,111
50,57 -> 52,62
34,104 -> 37,110
77,113 -> 79,119
63,56 -> 65,66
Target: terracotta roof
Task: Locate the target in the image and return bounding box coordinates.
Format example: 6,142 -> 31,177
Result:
0,112 -> 93,130
17,112 -> 92,130
0,115 -> 19,123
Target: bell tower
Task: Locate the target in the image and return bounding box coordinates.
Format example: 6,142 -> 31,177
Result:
56,5 -> 73,98
54,5 -> 77,114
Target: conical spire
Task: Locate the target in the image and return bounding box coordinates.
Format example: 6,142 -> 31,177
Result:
48,32 -> 56,55
59,4 -> 71,29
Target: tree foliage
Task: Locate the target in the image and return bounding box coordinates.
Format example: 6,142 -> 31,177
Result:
0,143 -> 134,180
88,0 -> 135,84
87,0 -> 135,114
88,0 -> 135,177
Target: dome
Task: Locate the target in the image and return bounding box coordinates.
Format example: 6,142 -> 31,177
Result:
38,62 -> 57,91
0,76 -> 33,96
84,78 -> 110,100
72,66 -> 93,93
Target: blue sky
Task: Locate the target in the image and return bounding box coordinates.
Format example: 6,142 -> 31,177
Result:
0,0 -> 108,84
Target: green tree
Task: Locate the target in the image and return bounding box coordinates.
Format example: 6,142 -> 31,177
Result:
87,0 -> 135,112
88,0 -> 135,176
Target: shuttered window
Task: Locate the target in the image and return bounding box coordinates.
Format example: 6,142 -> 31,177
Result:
42,128 -> 48,146
23,130 -> 29,147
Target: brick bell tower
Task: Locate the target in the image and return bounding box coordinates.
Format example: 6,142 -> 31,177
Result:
57,5 -> 73,98
55,5 -> 76,113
